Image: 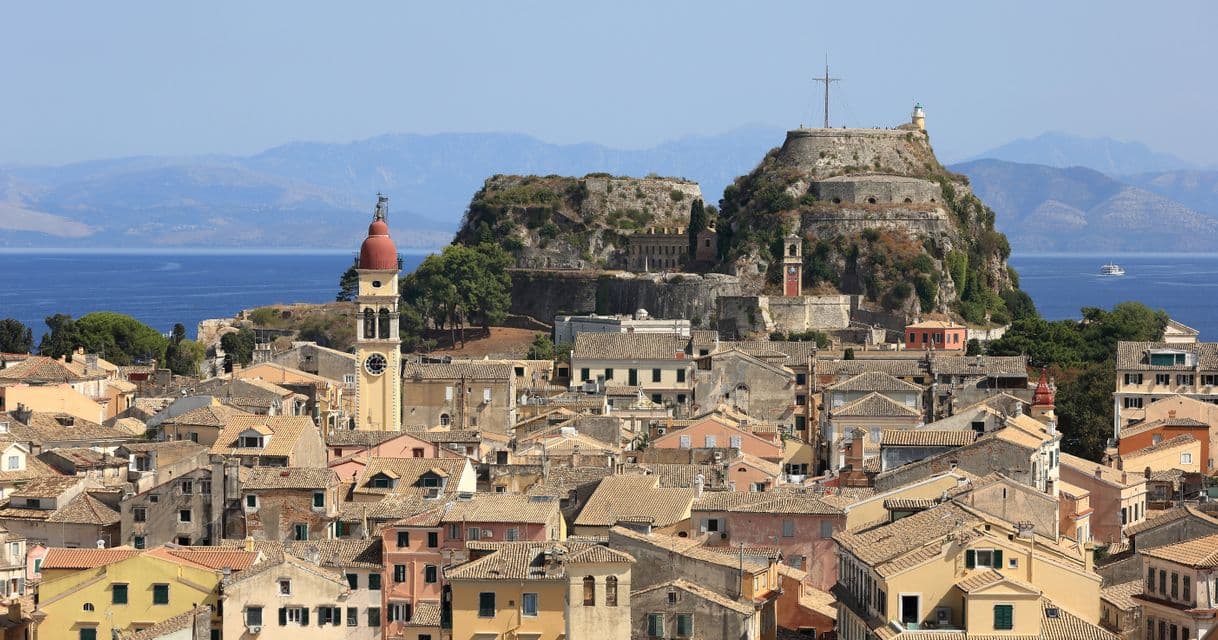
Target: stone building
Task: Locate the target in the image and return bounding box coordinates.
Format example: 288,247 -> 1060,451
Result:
625,227 -> 688,272
692,348 -> 796,426
237,467 -> 340,542
631,578 -> 757,640
570,333 -> 694,409
266,341 -> 358,387
402,361 -> 517,433
121,465 -> 224,548
813,174 -> 942,206
209,415 -> 326,468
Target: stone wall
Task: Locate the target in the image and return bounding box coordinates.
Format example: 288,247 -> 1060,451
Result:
814,175 -> 942,205
508,269 -> 742,327
775,128 -> 936,178
715,295 -> 853,338
798,205 -> 951,238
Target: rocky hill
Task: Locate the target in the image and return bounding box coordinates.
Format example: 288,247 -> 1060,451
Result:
955,159 -> 1218,252
717,127 -> 1020,324
454,174 -> 702,270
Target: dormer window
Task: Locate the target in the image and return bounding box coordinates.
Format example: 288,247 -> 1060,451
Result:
1148,350 -> 1191,366
238,429 -> 268,449
369,473 -> 396,489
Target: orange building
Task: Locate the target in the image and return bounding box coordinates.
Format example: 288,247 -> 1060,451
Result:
904,320 -> 967,351
1119,416 -> 1212,473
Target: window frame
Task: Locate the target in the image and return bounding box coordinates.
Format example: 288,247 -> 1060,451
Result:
522,592 -> 539,617
478,592 -> 496,618
993,603 -> 1014,631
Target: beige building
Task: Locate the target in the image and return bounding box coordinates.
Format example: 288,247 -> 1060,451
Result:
1115,341 -> 1218,438
570,334 -> 694,409
1134,532 -> 1218,640
220,551 -> 374,639
402,361 -> 517,434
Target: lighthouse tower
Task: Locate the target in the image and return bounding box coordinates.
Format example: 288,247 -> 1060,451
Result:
911,103 -> 926,132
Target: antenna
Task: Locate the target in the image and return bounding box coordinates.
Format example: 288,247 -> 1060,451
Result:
812,60 -> 840,128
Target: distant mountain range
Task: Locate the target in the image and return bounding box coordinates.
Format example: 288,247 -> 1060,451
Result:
0,127 -> 783,249
4,127 -> 1218,252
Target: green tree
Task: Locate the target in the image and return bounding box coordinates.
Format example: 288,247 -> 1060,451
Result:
843,347 -> 855,360
402,242 -> 513,346
336,261 -> 359,302
965,338 -> 983,356
525,333 -> 556,361
687,198 -> 708,258
164,323 -> 203,376
0,319 -> 33,354
220,327 -> 256,370
1056,363 -> 1114,459
71,312 -> 169,366
39,313 -> 80,359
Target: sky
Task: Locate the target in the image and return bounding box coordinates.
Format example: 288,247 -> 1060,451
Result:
2,0 -> 1215,166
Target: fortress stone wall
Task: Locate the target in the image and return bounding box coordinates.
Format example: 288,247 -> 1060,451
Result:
775,128 -> 933,178
799,206 -> 951,239
716,295 -> 854,338
813,174 -> 942,205
507,269 -> 741,327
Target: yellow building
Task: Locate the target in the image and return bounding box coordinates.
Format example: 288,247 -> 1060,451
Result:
354,195 -> 402,432
833,501 -> 1114,640
34,546 -> 258,640
446,541 -> 633,640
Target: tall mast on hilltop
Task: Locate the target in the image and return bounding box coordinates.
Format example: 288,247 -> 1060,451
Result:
813,63 -> 840,128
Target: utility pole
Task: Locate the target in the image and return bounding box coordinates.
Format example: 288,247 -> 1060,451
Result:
812,63 -> 840,128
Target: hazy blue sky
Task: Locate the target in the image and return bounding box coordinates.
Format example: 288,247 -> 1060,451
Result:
2,1 -> 1214,165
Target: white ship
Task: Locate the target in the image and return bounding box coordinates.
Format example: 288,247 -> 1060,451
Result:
1099,262 -> 1126,276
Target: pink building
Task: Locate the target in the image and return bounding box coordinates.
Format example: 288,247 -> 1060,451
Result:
651,415 -> 783,462
904,320 -> 967,351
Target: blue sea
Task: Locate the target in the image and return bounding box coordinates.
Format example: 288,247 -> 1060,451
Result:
0,251 -> 1214,341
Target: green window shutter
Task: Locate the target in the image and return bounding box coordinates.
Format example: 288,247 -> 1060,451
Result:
333,607 -> 342,626
279,608 -> 288,626
301,608 -> 309,626
965,550 -> 976,569
994,604 -> 1013,630
153,584 -> 169,605
112,584 -> 128,604
993,549 -> 1003,567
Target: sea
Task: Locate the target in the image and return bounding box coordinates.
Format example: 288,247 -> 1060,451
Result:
0,250 -> 1215,341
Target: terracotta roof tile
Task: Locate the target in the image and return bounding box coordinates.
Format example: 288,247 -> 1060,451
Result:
40,547 -> 141,570
245,467 -> 337,490
404,601 -> 441,627
1117,341 -> 1218,371
46,493 -> 119,525
1101,579 -> 1142,611
403,362 -> 513,380
572,333 -> 690,361
210,415 -> 317,458
828,371 -> 924,392
632,578 -> 755,615
833,392 -> 921,418
439,493 -> 560,525
285,538 -> 382,569
573,475 -> 694,527
0,356 -> 106,382
1140,532 -> 1218,567
127,605 -> 210,640
446,541 -> 603,581
161,403 -> 252,427
1122,433 -> 1197,458
882,429 -> 977,447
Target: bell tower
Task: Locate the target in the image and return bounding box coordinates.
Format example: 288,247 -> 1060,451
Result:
783,232 -> 802,297
354,194 -> 402,431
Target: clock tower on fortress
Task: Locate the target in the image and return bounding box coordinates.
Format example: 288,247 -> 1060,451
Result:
354,195 -> 402,431
783,231 -> 803,297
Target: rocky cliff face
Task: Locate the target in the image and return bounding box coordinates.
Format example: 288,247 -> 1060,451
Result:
718,127 -> 1020,325
455,174 -> 702,270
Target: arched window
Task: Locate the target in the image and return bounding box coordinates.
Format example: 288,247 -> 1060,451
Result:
583,576 -> 596,606
605,576 -> 618,607
904,197 -> 913,203
378,308 -> 391,339
83,603 -> 95,611
788,244 -> 797,257
363,308 -> 375,339
867,197 -> 877,204
439,413 -> 451,427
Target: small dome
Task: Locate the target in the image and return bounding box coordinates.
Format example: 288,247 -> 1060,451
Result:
359,220 -> 397,270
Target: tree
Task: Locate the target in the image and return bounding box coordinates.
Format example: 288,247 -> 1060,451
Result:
401,242 -> 513,346
687,198 -> 708,258
843,348 -> 855,360
526,334 -> 556,361
0,319 -> 33,354
1056,363 -> 1114,460
220,327 -> 256,371
39,313 -> 79,359
336,263 -> 359,302
71,312 -> 169,366
965,338 -> 983,356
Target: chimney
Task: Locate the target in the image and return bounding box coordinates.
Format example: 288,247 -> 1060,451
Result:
243,536 -> 255,552
1145,466 -> 1152,480
85,353 -> 99,370
1094,467 -> 1102,479
1083,541 -> 1095,573
694,474 -> 705,498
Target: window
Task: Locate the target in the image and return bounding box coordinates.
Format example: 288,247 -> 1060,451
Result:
1184,575 -> 1192,602
279,579 -> 292,595
293,523 -> 308,541
580,368 -> 590,381
4,456 -> 16,471
367,607 -> 381,627
796,373 -> 807,385
605,575 -> 618,606
652,368 -> 662,382
179,509 -> 192,523
993,604 -> 1013,630
628,369 -> 638,385
505,528 -> 519,541
112,583 -> 128,604
427,531 -> 439,548
730,435 -> 742,449
820,521 -> 833,538
679,435 -> 691,449
1159,570 -> 1166,594
246,494 -> 257,508
478,592 -> 496,617
676,369 -> 686,383
782,519 -> 795,537
133,507 -> 147,522
152,584 -> 169,605
397,531 -> 410,547
1147,567 -> 1156,592
648,613 -> 664,637
522,592 -> 538,616
1171,572 -> 1179,598
313,491 -> 325,508
966,549 -> 1002,569
133,536 -> 146,549
583,576 -> 596,605
1204,374 -> 1218,386
240,435 -> 262,448
449,524 -> 461,539
676,614 -> 693,637
483,388 -> 491,403
394,565 -> 406,582
604,368 -> 614,380
1182,453 -> 1193,464
346,607 -> 357,627
705,435 -> 717,448
180,480 -> 193,495
789,555 -> 805,570
796,395 -> 807,406
467,527 -> 481,541
1125,373 -> 1143,385
80,629 -> 98,640
346,573 -> 358,589
1178,374 -> 1195,386
368,573 -> 381,590
1156,373 -> 1172,385
425,565 -> 438,583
